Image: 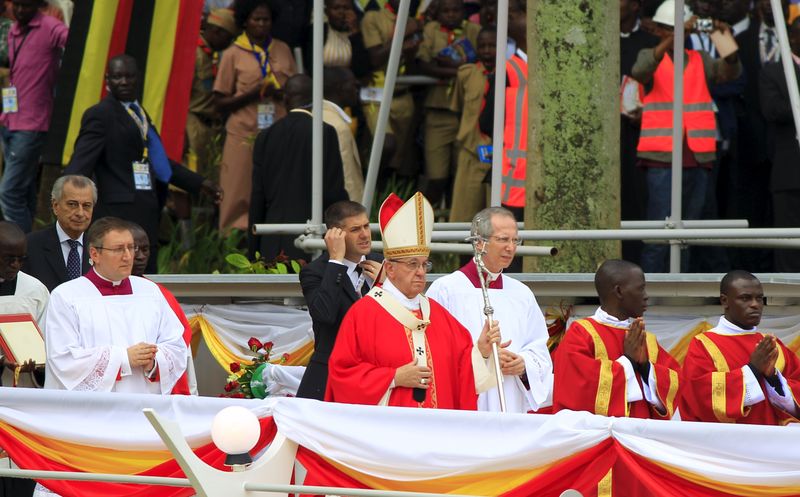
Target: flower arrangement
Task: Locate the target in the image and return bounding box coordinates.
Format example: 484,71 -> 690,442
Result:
223,338 -> 289,399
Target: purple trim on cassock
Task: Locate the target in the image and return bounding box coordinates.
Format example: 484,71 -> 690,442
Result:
458,260 -> 503,289
84,268 -> 133,296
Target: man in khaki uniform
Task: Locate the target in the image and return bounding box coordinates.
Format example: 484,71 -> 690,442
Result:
323,66 -> 365,201
448,27 -> 494,222
417,0 -> 480,206
361,0 -> 422,176
187,9 -> 236,176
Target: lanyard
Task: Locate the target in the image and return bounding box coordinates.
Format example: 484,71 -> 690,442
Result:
249,37 -> 272,79
9,29 -> 30,76
125,104 -> 150,159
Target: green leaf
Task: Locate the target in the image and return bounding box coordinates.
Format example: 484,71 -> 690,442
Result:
276,262 -> 288,274
225,253 -> 252,269
290,260 -> 301,273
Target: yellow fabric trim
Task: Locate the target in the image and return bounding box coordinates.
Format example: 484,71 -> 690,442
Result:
649,457 -> 800,496
384,246 -> 431,258
598,468 -> 613,497
668,321 -> 711,365
577,319 -> 613,416
142,0 -> 179,131
62,0 -> 118,164
776,344 -> 786,374
326,453 -> 559,495
695,334 -> 730,372
711,371 -> 735,423
787,335 -> 800,356
0,421 -> 173,474
645,332 -> 659,364
665,368 -> 679,417
189,316 -> 312,372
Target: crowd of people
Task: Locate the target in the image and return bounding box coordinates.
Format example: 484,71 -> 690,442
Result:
0,0 -> 798,275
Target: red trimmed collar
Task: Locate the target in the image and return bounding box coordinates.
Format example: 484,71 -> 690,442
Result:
458,260 -> 503,289
84,268 -> 133,296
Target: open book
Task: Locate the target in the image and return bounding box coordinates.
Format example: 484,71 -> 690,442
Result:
0,314 -> 45,366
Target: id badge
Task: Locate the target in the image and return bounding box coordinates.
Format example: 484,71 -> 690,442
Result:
477,145 -> 493,164
359,87 -> 383,103
132,161 -> 152,190
2,87 -> 18,114
257,103 -> 276,130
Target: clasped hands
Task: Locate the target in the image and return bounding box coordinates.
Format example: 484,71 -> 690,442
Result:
127,342 -> 158,373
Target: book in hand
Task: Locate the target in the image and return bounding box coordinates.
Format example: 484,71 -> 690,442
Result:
0,314 -> 45,366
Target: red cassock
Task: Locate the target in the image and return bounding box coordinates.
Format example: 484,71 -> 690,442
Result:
157,283 -> 192,395
325,296 -> 478,410
553,318 -> 680,419
680,331 -> 800,425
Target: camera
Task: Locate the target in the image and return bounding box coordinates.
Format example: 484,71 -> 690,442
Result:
695,18 -> 714,33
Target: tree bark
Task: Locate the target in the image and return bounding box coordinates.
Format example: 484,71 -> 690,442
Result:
525,0 -> 621,272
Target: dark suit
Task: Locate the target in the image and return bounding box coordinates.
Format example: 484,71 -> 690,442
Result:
64,95 -> 205,273
760,61 -> 800,271
23,224 -> 90,292
296,252 -> 382,399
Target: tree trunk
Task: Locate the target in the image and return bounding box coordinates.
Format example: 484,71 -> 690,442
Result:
525,0 -> 620,272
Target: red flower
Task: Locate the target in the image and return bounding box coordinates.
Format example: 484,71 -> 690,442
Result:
230,392 -> 246,398
229,362 -> 241,373
224,381 -> 239,392
281,353 -> 290,364
247,337 -> 263,352
264,341 -> 274,351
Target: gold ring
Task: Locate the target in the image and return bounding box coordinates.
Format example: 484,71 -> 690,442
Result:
420,378 -> 427,385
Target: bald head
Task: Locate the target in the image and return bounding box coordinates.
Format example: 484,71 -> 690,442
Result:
720,270 -> 760,296
0,222 -> 25,249
284,74 -> 313,110
594,259 -> 648,320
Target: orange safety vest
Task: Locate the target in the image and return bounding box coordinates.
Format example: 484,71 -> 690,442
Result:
637,50 -> 716,155
501,54 -> 528,208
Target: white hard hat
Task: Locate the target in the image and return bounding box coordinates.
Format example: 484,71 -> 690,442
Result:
652,0 -> 694,27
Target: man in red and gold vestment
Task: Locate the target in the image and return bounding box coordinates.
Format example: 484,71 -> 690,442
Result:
325,192 -> 499,409
553,259 -> 680,419
681,270 -> 800,424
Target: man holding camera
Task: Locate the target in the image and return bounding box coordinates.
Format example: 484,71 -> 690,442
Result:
632,0 -> 741,273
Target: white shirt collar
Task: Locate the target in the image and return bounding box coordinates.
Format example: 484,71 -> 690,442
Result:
714,315 -> 757,334
593,306 -> 634,328
323,99 -> 352,124
732,16 -> 750,36
621,18 -> 641,38
342,255 -> 366,273
382,278 -> 421,310
56,221 -> 84,246
92,268 -> 124,287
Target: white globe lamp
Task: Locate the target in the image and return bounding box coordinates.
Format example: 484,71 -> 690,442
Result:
210,406 -> 261,469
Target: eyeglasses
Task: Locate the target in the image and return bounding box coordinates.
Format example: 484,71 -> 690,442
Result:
489,235 -> 522,246
388,259 -> 433,273
96,244 -> 137,255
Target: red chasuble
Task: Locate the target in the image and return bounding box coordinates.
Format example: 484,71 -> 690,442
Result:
553,318 -> 680,418
680,331 -> 800,425
157,283 -> 192,395
325,295 -> 478,410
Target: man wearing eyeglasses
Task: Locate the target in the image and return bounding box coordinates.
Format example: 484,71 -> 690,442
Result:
43,216 -> 187,394
324,193 -> 499,410
426,207 -> 552,413
0,221 -> 49,384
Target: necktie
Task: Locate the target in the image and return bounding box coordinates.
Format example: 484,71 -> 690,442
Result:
66,239 -> 81,280
355,265 -> 369,297
129,103 -> 172,183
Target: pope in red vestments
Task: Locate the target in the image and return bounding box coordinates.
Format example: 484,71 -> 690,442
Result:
325,192 -> 498,409
681,271 -> 800,425
553,260 -> 680,419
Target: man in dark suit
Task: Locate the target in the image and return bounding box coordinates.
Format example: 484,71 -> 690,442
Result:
23,175 -> 94,292
296,200 -> 382,400
760,17 -> 800,272
64,54 -> 223,273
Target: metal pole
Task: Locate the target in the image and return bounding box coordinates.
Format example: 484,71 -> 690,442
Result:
490,0 -> 509,205
669,0 -> 686,273
295,236 -> 558,256
429,227 -> 800,241
311,0 -> 324,226
770,0 -> 800,145
648,238 -> 800,249
361,0 -> 413,212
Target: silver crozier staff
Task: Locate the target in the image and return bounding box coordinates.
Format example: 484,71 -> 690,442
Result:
469,235 -> 507,412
